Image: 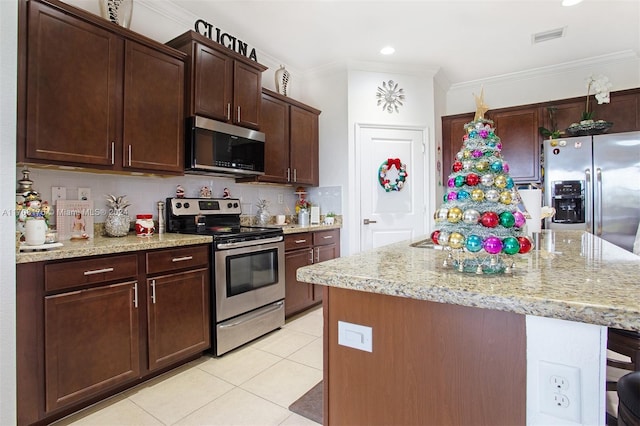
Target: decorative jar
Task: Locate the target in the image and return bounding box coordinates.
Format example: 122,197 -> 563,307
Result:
25,218 -> 47,246
135,214 -> 154,237
99,0 -> 133,28
105,211 -> 130,237
298,209 -> 309,227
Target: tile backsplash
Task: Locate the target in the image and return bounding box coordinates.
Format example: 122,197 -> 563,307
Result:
17,168 -> 342,226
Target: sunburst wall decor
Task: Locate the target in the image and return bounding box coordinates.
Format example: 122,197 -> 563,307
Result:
376,80 -> 405,113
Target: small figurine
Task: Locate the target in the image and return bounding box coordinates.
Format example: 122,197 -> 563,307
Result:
200,186 -> 212,198
223,188 -> 231,199
176,185 -> 185,198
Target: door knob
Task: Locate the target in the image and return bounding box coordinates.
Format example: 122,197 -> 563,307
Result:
363,219 -> 377,225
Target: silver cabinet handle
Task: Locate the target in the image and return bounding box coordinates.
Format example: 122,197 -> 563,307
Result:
323,235 -> 333,239
314,247 -> 320,263
127,145 -> 132,166
293,169 -> 297,182
363,219 -> 377,225
151,279 -> 156,304
237,106 -> 241,122
287,168 -> 291,182
111,141 -> 115,165
133,283 -> 138,308
172,256 -> 193,262
83,267 -> 114,276
295,239 -> 308,244
227,103 -> 231,121
308,249 -> 314,263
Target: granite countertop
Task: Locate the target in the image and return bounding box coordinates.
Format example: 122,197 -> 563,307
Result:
16,233 -> 213,264
278,223 -> 342,234
297,230 -> 640,331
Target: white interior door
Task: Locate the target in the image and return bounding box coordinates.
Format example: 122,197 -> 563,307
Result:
358,125 -> 427,251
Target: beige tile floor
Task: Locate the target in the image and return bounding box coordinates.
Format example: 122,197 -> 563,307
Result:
53,306 -> 323,426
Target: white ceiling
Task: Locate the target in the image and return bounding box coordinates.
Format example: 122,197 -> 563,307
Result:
167,0 -> 639,85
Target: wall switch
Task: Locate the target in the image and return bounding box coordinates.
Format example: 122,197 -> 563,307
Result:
52,187 -> 66,201
78,187 -> 91,200
539,361 -> 581,423
338,321 -> 372,352
277,193 -> 284,204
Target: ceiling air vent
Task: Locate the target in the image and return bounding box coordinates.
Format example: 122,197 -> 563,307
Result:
532,27 -> 566,44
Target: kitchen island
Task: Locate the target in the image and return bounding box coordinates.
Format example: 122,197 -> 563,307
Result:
297,230 -> 640,425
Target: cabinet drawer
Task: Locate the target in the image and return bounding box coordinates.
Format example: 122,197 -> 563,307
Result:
313,229 -> 340,246
146,245 -> 209,275
285,233 -> 312,251
45,254 -> 138,292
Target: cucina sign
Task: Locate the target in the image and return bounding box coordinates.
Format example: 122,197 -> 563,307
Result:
195,19 -> 258,62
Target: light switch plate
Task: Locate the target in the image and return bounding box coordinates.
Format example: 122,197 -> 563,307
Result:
78,187 -> 91,200
338,320 -> 372,352
52,187 -> 66,201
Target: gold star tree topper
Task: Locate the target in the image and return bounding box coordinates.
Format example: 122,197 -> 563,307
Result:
473,88 -> 489,120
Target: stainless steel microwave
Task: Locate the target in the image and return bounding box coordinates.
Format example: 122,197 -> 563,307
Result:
185,116 -> 265,177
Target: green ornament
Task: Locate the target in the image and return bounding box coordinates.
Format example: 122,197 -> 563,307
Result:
502,237 -> 520,255
454,175 -> 466,187
499,211 -> 515,228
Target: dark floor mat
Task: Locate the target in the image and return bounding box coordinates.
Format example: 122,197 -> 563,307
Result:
288,381 -> 323,424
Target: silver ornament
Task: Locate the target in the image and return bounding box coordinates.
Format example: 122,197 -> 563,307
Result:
462,209 -> 481,224
485,189 -> 500,202
481,174 -> 494,186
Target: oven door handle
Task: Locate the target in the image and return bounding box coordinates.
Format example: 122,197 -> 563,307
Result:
216,235 -> 284,249
218,300 -> 285,328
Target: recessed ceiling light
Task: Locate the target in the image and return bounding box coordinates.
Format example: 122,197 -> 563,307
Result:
380,46 -> 395,55
562,0 -> 583,6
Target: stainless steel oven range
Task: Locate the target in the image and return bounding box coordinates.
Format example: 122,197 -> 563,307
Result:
166,197 -> 285,356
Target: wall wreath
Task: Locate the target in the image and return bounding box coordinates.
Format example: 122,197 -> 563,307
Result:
378,158 -> 408,192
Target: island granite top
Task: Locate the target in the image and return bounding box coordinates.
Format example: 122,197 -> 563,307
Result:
297,230 -> 640,331
16,233 -> 213,264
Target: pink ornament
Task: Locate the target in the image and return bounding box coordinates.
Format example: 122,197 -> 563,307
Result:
513,211 -> 526,228
483,236 -> 503,254
479,129 -> 488,138
503,163 -> 510,173
447,191 -> 458,201
472,150 -> 483,158
496,143 -> 502,151
448,178 -> 455,188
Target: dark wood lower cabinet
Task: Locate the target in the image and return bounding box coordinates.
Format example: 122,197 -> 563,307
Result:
285,229 -> 340,318
17,244 -> 210,425
44,281 -> 140,412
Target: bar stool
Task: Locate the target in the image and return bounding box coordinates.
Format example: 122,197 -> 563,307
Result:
617,371 -> 640,426
607,329 -> 640,425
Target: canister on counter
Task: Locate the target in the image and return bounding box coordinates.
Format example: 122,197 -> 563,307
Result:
135,214 -> 154,237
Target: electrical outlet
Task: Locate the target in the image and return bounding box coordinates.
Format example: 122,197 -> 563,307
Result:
539,361 -> 581,423
52,187 -> 67,201
277,193 -> 284,204
78,187 -> 91,201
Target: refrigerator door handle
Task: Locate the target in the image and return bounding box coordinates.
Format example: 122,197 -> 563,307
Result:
585,168 -> 592,233
595,168 -> 603,236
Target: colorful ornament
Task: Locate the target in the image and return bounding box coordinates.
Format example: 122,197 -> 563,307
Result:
431,230 -> 441,245
476,160 -> 489,172
436,208 -> 449,222
454,175 -> 466,187
472,150 -> 483,158
480,211 -> 499,228
499,211 -> 516,228
447,191 -> 458,201
465,235 -> 483,252
481,174 -> 494,186
448,232 -> 465,249
447,177 -> 455,188
490,161 -> 503,173
517,236 -> 533,254
502,237 -> 520,255
483,236 -> 503,254
494,175 -> 507,188
499,191 -> 512,205
457,190 -> 470,200
452,161 -> 463,172
505,177 -> 514,189
471,189 -> 485,202
447,207 -> 463,223
437,231 -> 450,246
485,189 -> 500,202
462,209 -> 481,224
462,160 -> 473,170
466,173 -> 480,186
513,211 -> 526,228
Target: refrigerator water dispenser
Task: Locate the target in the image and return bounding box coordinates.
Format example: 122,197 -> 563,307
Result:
551,181 -> 585,224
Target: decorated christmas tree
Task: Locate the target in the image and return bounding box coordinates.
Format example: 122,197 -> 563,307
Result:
431,90 -> 532,274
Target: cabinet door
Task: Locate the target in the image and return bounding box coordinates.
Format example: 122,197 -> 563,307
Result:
193,43 -> 233,121
592,92 -> 640,133
25,1 -> 120,166
123,41 -> 185,173
233,61 -> 262,129
547,101 -> 585,135
44,281 -> 139,412
442,114 -> 474,183
260,92 -> 290,183
489,108 -> 541,183
147,268 -> 210,371
290,105 -> 319,186
284,248 -> 314,317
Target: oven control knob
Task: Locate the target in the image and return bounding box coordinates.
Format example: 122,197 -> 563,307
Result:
233,202 -> 239,208
227,202 -> 233,208
184,202 -> 190,209
175,202 -> 182,208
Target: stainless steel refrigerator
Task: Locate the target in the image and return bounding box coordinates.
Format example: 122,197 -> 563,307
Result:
543,131 -> 640,253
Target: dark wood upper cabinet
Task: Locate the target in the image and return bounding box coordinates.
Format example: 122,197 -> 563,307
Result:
19,0 -> 186,175
166,30 -> 267,130
238,88 -> 321,186
441,113 -> 474,183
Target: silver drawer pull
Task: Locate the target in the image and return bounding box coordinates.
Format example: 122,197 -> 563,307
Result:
172,256 -> 193,262
83,267 -> 114,276
323,235 -> 333,239
295,239 -> 307,244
